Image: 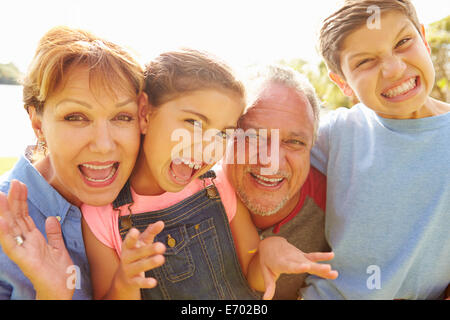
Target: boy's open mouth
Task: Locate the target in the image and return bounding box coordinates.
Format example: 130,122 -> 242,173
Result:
381,76 -> 418,99
78,162 -> 119,183
169,158 -> 204,185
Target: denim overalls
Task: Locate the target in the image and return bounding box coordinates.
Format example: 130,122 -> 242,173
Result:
113,171 -> 261,300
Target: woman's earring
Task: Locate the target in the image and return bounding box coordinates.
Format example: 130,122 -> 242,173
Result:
36,140 -> 47,153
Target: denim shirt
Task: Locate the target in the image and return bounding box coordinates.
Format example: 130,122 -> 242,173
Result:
0,156 -> 92,300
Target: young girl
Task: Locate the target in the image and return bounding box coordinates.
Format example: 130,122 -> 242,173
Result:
81,49 -> 337,300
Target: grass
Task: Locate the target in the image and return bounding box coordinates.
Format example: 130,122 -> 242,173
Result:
0,157 -> 18,175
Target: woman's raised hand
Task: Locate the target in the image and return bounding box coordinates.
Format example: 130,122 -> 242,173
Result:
0,179 -> 75,299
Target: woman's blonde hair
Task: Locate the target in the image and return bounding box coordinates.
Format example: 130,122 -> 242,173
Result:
318,0 -> 422,78
143,48 -> 246,110
22,26 -> 144,113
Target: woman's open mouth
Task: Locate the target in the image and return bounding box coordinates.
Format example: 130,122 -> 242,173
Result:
78,161 -> 119,187
169,158 -> 204,185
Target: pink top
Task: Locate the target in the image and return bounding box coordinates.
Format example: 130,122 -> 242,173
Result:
82,167 -> 236,256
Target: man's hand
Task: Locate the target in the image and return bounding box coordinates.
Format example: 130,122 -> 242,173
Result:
258,236 -> 338,300
0,180 -> 74,299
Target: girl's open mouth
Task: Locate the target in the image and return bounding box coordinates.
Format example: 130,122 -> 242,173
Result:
169,158 -> 204,185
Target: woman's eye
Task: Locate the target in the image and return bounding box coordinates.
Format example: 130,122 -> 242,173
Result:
395,37 -> 411,49
64,114 -> 87,121
114,114 -> 134,122
186,119 -> 202,128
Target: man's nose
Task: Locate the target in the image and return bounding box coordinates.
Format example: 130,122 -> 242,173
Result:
89,121 -> 115,154
381,55 -> 406,80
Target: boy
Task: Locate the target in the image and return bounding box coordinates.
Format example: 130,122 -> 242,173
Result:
301,0 -> 450,299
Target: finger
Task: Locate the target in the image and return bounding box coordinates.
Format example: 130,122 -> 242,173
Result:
126,241 -> 166,263
261,264 -> 277,300
16,181 -> 34,232
306,262 -> 338,279
304,252 -> 335,262
0,216 -> 20,256
140,221 -> 164,245
45,216 -> 66,250
0,191 -> 21,237
130,276 -> 158,289
125,254 -> 165,277
123,228 -> 140,250
6,181 -> 30,234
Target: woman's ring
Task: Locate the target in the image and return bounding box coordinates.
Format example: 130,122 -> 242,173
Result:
14,235 -> 24,246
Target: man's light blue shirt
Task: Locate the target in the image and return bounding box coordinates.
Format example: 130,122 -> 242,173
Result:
0,156 -> 92,299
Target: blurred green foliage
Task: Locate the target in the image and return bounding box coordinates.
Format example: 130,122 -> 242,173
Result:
0,63 -> 22,85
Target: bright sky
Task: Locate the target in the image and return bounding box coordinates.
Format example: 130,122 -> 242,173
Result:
1,0 -> 449,73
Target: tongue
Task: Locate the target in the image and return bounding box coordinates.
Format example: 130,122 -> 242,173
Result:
170,161 -> 194,181
79,165 -> 113,180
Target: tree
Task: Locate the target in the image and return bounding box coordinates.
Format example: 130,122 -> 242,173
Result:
427,15 -> 450,102
0,62 -> 22,85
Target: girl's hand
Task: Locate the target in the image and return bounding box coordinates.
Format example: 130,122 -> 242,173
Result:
258,236 -> 338,300
112,221 -> 166,297
0,180 -> 74,300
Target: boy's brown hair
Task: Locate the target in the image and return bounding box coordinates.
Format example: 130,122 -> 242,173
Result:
144,48 -> 246,109
318,0 -> 422,78
23,26 -> 144,114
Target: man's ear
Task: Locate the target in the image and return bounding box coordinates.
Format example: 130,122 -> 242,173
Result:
138,93 -> 151,135
28,106 -> 44,141
329,72 -> 354,97
420,24 -> 431,55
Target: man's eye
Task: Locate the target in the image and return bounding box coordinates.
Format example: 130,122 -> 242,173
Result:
286,139 -> 306,146
64,114 -> 87,121
395,37 -> 411,49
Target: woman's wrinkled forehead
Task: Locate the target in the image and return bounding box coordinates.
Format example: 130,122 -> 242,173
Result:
51,62 -> 139,102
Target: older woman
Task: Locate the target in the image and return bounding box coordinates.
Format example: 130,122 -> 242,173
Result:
0,26 -> 146,299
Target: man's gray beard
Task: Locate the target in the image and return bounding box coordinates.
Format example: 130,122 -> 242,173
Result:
236,188 -> 289,217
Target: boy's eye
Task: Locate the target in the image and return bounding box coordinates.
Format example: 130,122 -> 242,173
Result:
356,58 -> 372,69
64,113 -> 87,121
395,37 -> 411,49
185,119 -> 202,128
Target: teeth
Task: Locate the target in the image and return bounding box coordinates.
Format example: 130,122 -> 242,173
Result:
251,172 -> 284,183
383,77 -> 416,98
81,163 -> 115,170
84,166 -> 117,182
179,158 -> 202,170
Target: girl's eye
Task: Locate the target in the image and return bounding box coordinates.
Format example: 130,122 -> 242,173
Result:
216,131 -> 230,140
64,113 -> 87,121
186,119 -> 202,128
395,37 -> 411,49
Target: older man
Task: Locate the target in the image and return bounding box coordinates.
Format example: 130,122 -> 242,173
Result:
224,65 -> 330,299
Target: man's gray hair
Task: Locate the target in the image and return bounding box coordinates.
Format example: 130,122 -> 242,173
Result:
244,64 -> 321,144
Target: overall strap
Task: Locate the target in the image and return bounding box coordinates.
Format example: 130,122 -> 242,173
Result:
112,180 -> 133,209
